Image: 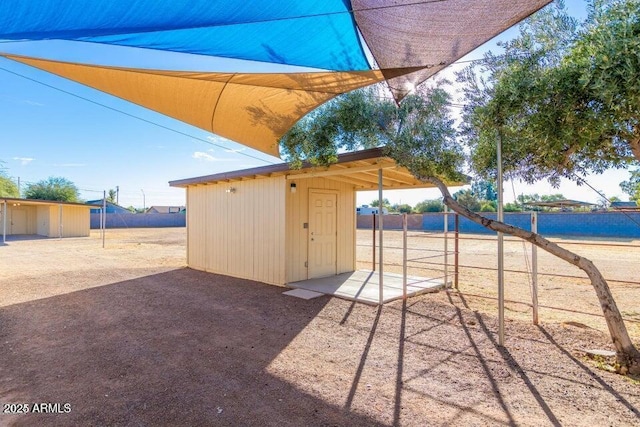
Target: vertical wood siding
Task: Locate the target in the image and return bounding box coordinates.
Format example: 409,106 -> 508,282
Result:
60,206 -> 91,237
4,204 -> 89,237
36,206 -> 50,236
186,177 -> 286,285
285,178 -> 355,283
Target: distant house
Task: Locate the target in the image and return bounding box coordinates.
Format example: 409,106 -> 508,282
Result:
146,206 -> 185,214
86,200 -> 131,215
356,205 -> 389,215
610,201 -> 639,211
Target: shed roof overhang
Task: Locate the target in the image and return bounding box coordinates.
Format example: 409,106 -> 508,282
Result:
0,198 -> 100,208
525,199 -> 596,208
169,148 -> 464,191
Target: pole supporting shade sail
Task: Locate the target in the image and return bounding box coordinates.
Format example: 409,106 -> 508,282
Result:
4,55 -> 409,157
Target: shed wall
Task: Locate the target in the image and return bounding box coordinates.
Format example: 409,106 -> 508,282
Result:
4,205 -> 37,235
36,206 -> 51,236
285,178 -> 356,283
186,176 -> 286,285
61,205 -> 91,237
1,203 -> 91,237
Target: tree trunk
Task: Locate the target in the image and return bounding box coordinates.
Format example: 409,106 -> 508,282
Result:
425,176 -> 640,375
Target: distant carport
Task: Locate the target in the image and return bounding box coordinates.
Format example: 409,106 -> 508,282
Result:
1,198 -> 99,243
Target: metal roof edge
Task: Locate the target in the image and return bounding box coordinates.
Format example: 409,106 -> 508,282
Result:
0,197 -> 101,208
169,147 -> 386,187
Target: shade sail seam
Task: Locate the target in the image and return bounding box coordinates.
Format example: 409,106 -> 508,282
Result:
210,72 -> 236,134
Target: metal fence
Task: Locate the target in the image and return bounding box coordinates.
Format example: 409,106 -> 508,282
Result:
356,213 -> 640,337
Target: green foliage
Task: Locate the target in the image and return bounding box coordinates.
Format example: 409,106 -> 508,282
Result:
620,169 -> 640,202
459,0 -> 640,188
414,199 -> 444,213
504,202 -> 522,212
370,198 -> 391,208
453,189 -> 481,212
24,176 -> 80,202
480,201 -> 497,212
281,85 -> 465,185
393,203 -> 413,214
107,189 -> 117,203
126,206 -> 147,213
0,174 -> 19,197
0,161 -> 19,198
471,180 -> 497,201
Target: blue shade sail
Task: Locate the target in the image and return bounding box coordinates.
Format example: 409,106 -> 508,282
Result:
0,0 -> 370,70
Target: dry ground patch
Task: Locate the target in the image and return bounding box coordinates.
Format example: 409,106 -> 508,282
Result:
357,230 -> 640,340
0,228 -> 638,426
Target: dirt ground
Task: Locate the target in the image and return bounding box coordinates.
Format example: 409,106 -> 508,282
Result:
0,228 -> 638,426
357,230 -> 640,341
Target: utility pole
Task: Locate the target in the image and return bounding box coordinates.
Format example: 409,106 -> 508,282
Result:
141,189 -> 145,211
17,177 -> 20,197
116,185 -> 119,205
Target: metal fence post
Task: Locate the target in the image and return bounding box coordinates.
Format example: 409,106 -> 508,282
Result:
531,211 -> 539,325
403,213 -> 407,300
444,206 -> 448,287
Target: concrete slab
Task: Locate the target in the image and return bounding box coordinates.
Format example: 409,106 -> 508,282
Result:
287,270 -> 448,305
282,288 -> 324,300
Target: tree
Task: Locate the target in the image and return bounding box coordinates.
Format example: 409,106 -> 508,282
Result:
24,176 -> 80,202
414,199 -> 444,213
620,169 -> 640,203
370,198 -> 391,209
480,201 -> 497,212
0,174 -> 19,198
107,189 -> 117,203
453,189 -> 481,212
281,83 -> 640,374
456,0 -> 640,372
471,179 -> 497,201
393,203 -> 413,214
459,0 -> 640,188
0,161 -> 19,197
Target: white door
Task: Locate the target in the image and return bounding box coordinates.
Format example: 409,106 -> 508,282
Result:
308,190 -> 338,279
11,209 -> 27,234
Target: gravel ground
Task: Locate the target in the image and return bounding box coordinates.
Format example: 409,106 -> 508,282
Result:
0,228 -> 638,426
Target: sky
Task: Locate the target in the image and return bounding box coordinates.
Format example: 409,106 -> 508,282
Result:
0,0 -> 631,209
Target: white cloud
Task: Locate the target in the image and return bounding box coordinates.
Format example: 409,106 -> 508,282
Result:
192,151 -> 216,161
23,100 -> 45,107
13,157 -> 34,165
224,148 -> 246,153
206,135 -> 225,144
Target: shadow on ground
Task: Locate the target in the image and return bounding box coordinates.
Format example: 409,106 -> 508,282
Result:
0,268 -> 380,426
1,268 -> 638,426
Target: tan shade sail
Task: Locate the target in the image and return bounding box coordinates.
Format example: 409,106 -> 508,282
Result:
3,54 -> 410,157
352,0 -> 552,100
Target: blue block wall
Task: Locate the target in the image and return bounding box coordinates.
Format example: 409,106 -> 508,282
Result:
419,212 -> 640,238
91,213 -> 186,229
356,212 -> 640,238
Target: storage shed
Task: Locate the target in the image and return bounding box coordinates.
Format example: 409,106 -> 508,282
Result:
169,148 -> 440,287
0,198 -> 97,242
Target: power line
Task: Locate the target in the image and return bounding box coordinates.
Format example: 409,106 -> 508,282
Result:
0,65 -> 278,165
